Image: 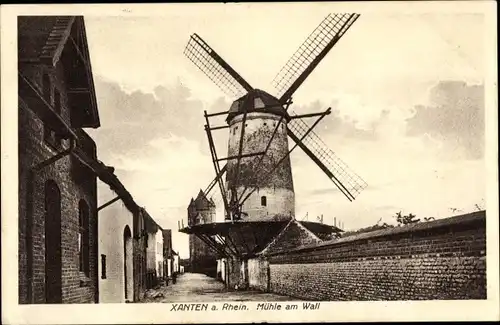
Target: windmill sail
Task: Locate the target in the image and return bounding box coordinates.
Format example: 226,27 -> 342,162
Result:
272,13 -> 360,103
184,33 -> 253,98
287,112 -> 367,201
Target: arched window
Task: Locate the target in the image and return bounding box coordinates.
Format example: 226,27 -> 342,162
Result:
261,195 -> 267,207
78,200 -> 90,277
44,180 -> 62,303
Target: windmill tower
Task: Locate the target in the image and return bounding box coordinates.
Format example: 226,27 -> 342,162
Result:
181,13 -> 368,288
225,90 -> 295,221
187,190 -> 217,275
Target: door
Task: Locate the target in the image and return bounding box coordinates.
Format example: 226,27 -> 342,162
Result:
44,180 -> 62,303
123,226 -> 133,301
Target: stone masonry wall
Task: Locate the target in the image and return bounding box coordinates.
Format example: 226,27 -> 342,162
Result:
225,112 -> 295,221
268,211 -> 486,301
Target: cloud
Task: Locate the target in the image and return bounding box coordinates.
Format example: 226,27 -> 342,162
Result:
86,77 -> 224,162
290,99 -> 388,142
405,81 -> 484,159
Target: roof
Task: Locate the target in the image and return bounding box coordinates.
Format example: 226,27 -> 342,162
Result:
258,218 -> 322,256
226,89 -> 289,123
194,189 -> 215,208
179,218 -> 339,257
71,149 -> 141,215
18,16 -> 70,64
18,16 -> 100,128
141,208 -> 162,233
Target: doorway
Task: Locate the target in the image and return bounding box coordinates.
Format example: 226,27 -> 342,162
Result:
123,226 -> 133,301
44,180 -> 62,303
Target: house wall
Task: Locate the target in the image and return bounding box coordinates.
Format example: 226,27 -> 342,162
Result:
173,255 -> 180,273
267,211 -> 487,301
155,229 -> 164,278
18,61 -> 98,304
133,209 -> 147,301
146,230 -> 156,271
248,258 -> 269,292
98,200 -> 134,303
167,259 -> 172,277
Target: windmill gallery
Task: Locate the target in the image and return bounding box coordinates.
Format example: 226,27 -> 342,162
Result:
15,11 -> 487,305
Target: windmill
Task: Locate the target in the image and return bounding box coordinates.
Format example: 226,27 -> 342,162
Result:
180,13 -> 367,266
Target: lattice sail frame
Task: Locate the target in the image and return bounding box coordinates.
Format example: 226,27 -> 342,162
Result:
187,13 -> 367,205
271,13 -> 359,100
287,110 -> 368,200
184,34 -> 249,99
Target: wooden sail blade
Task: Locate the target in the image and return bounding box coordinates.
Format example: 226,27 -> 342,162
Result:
287,113 -> 368,201
271,13 -> 360,103
184,33 -> 253,98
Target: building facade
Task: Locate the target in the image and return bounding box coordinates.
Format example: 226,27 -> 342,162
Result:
97,197 -> 135,303
155,228 -> 164,280
18,16 -> 102,304
187,190 -> 218,276
143,210 -> 161,289
162,229 -> 173,278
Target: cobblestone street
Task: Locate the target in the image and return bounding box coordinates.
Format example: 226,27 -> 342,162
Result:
140,273 -> 295,303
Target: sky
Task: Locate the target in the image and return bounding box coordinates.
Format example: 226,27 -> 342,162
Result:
82,6 -> 487,258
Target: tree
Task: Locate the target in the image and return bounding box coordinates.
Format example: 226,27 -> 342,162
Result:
341,221 -> 394,237
394,211 -> 420,226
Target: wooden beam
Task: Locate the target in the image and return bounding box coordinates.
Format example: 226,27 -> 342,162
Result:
206,110 -> 229,117
289,110 -> 332,120
217,151 -> 265,162
209,125 -> 230,131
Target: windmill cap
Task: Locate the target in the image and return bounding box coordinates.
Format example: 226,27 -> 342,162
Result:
226,89 -> 290,124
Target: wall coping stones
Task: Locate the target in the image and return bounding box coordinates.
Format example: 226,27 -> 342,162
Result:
268,211 -> 486,256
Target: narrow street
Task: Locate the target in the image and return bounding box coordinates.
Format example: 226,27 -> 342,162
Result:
140,273 -> 295,303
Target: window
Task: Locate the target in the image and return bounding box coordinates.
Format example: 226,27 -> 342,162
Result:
261,195 -> 267,207
101,254 -> 107,279
79,200 -> 90,277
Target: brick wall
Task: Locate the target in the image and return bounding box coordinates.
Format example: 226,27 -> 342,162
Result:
267,211 -> 486,301
18,62 -> 98,304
